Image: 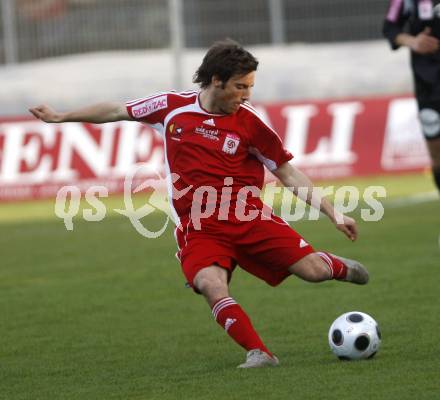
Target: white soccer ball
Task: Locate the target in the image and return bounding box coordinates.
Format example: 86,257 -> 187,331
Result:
328,311 -> 381,360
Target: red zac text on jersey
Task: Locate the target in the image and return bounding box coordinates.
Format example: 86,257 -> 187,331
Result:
131,95 -> 168,118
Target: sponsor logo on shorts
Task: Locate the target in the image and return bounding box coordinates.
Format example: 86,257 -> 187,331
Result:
222,134 -> 240,155
132,95 -> 167,118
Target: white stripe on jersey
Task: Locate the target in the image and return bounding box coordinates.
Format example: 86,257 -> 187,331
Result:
160,96 -> 211,228
248,146 -> 277,171
163,102 -> 203,128
126,90 -> 198,106
161,135 -> 181,227
241,103 -> 279,137
126,91 -> 174,106
240,102 -> 278,136
241,102 -> 285,171
150,122 -> 165,138
178,90 -> 199,97
174,227 -> 181,250
195,95 -> 226,117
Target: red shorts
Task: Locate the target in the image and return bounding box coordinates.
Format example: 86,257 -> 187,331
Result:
175,214 -> 314,290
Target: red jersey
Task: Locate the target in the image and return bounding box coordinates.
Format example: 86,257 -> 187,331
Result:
126,91 -> 293,225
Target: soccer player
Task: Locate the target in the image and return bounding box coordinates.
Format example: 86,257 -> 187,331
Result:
383,0 -> 440,193
29,40 -> 369,368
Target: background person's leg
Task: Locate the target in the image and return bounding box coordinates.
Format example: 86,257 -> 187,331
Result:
426,137 -> 440,192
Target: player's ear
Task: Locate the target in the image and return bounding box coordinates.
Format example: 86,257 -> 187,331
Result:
211,75 -> 224,88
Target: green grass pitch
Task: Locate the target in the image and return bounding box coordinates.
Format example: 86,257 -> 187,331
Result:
0,174 -> 439,400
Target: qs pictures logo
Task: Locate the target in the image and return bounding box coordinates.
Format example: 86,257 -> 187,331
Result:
54,164 -> 192,238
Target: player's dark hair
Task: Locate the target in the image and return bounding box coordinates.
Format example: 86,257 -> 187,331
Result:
193,39 -> 258,88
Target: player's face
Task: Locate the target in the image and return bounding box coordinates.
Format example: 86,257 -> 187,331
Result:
213,71 -> 255,114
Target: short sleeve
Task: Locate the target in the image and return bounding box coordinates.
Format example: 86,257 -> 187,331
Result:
382,0 -> 409,50
246,107 -> 293,171
126,93 -> 170,126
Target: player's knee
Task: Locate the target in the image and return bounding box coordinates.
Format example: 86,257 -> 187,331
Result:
193,266 -> 228,298
195,276 -> 226,293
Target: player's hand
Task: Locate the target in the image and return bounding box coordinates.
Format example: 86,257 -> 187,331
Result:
334,214 -> 358,242
410,27 -> 439,54
29,105 -> 64,123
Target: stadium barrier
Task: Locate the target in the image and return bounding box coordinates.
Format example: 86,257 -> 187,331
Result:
0,94 -> 430,201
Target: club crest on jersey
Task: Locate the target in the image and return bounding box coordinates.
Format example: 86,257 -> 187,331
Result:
222,134 -> 240,155
169,123 -> 183,141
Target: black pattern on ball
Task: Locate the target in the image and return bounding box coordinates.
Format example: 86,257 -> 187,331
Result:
347,313 -> 363,323
376,324 -> 382,339
354,334 -> 370,351
332,329 -> 343,346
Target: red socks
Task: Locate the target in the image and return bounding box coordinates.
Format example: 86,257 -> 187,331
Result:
210,254 -> 347,354
212,297 -> 272,356
317,252 -> 347,280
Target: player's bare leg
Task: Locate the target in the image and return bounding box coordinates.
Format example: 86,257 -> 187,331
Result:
194,265 -> 279,368
288,253 -> 331,282
193,265 -> 229,307
288,252 -> 369,285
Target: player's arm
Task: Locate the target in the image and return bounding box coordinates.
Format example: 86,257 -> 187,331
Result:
382,0 -> 410,50
29,102 -> 133,123
272,161 -> 357,241
382,1 -> 439,54
394,28 -> 439,54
